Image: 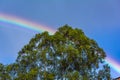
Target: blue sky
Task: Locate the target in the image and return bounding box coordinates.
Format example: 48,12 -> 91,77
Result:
0,0 -> 120,78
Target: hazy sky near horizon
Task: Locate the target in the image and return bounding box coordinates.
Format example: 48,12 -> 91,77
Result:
0,0 -> 120,78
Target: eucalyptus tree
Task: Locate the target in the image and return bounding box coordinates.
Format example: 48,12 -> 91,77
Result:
13,25 -> 111,80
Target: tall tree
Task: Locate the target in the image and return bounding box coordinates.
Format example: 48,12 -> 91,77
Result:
6,25 -> 111,80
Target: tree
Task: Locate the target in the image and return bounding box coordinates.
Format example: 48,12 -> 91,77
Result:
6,63 -> 19,80
0,63 -> 11,80
2,25 -> 111,79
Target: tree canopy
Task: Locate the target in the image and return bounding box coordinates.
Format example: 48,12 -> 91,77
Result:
0,25 -> 111,80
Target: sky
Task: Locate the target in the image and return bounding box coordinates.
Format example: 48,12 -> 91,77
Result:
0,0 -> 120,78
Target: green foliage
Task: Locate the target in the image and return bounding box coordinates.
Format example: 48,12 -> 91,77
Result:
0,63 -> 11,80
0,25 -> 111,79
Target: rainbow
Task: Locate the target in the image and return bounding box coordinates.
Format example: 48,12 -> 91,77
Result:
0,13 -> 120,75
0,13 -> 56,34
105,57 -> 120,73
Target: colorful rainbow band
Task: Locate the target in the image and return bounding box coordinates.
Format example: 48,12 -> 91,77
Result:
0,13 -> 55,34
